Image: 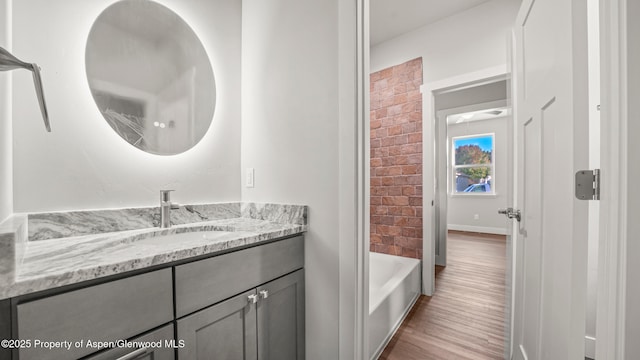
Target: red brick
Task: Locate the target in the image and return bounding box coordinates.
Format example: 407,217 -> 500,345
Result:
406,217 -> 422,226
407,175 -> 421,184
381,97 -> 394,108
387,166 -> 402,176
372,205 -> 388,215
407,154 -> 422,164
395,155 -> 409,165
402,186 -> 416,196
382,177 -> 395,186
375,128 -> 387,138
400,144 -> 420,154
394,217 -> 408,226
388,146 -> 401,156
371,196 -> 381,205
387,206 -> 403,215
374,108 -> 388,120
402,165 -> 418,175
371,177 -> 381,186
409,112 -> 421,122
371,139 -> 381,149
373,79 -> 388,91
402,228 -> 417,237
393,114 -> 410,124
391,246 -> 403,256
377,225 -> 402,236
381,117 -> 395,127
402,206 -> 416,216
387,186 -> 402,196
407,90 -> 421,102
381,157 -> 395,167
394,135 -> 408,145
408,133 -> 421,143
402,247 -> 417,258
388,125 -> 403,136
375,244 -> 389,254
402,123 -> 416,133
402,103 -> 416,113
393,94 -> 408,105
388,104 -> 402,116
370,158 -> 382,167
394,84 -> 406,94
370,234 -> 382,244
394,176 -> 408,185
381,137 -> 395,147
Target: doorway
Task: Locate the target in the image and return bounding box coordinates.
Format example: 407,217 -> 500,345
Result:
433,80 -> 512,268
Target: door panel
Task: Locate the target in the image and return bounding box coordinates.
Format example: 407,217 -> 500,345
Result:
513,0 -> 589,359
177,289 -> 258,360
257,270 -> 305,360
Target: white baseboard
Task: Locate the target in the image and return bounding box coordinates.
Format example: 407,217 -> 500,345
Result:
447,224 -> 508,235
585,335 -> 595,359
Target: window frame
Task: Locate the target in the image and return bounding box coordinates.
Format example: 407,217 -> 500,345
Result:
450,133 -> 495,196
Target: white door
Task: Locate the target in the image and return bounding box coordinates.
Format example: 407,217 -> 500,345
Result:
512,0 -> 589,359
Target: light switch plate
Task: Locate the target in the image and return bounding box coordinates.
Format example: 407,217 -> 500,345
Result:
246,168 -> 255,188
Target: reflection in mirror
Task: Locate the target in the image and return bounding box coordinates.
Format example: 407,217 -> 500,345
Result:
86,0 -> 215,155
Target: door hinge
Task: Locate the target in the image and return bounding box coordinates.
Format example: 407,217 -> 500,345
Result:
575,169 -> 600,200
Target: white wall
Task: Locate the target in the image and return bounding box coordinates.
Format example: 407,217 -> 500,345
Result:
11,0 -> 241,212
0,0 -> 11,223
370,0 -> 521,82
241,0 -> 341,358
447,117 -> 509,233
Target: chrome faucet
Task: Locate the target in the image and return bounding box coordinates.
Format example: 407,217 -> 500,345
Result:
160,190 -> 180,228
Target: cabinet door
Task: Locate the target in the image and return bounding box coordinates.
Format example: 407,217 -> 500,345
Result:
177,289 -> 258,360
257,270 -> 305,360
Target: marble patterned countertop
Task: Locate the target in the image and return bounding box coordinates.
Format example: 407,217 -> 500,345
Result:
0,203 -> 307,300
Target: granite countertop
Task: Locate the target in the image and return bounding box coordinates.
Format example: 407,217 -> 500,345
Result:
0,203 -> 307,300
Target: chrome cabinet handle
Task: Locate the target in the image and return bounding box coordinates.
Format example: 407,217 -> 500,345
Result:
259,290 -> 269,299
248,294 -> 258,304
116,347 -> 150,360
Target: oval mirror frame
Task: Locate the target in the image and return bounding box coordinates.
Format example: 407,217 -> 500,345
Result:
85,0 -> 216,155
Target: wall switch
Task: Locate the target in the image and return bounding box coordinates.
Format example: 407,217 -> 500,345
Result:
474,214 -> 480,220
246,168 -> 255,188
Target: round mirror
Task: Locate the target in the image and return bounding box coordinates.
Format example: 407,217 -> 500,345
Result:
86,0 -> 215,155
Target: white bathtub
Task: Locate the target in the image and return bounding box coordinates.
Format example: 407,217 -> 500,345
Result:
369,252 -> 421,359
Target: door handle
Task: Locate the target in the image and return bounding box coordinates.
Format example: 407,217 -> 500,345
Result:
498,207 -> 521,222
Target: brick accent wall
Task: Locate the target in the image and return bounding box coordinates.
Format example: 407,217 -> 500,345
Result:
370,58 -> 423,259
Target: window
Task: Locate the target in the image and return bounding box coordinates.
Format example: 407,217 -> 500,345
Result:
452,134 -> 494,194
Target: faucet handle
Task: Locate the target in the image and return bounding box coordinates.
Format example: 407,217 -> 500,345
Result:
160,190 -> 175,202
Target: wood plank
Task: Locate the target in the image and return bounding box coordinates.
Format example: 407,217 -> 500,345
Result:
380,231 -> 506,360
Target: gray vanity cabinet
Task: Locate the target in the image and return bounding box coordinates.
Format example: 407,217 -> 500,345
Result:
177,270 -> 304,360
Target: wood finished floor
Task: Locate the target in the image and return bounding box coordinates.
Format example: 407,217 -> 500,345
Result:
379,231 -> 507,360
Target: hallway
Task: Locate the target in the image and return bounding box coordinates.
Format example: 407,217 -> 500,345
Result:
380,231 -> 507,360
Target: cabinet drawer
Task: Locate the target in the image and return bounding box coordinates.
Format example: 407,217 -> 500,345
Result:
175,236 -> 304,317
85,324 -> 175,360
17,268 -> 173,360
